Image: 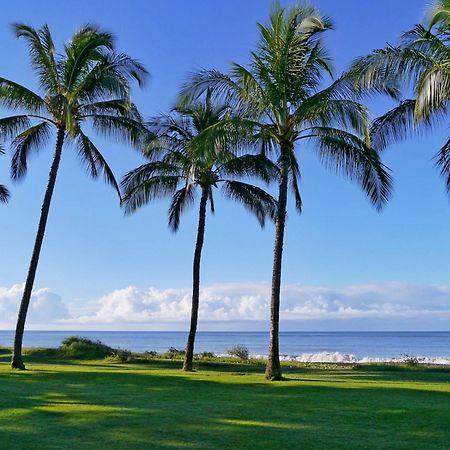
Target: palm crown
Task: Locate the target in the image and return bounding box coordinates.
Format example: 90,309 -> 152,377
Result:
0,23 -> 148,195
181,3 -> 392,210
348,3 -> 450,194
121,92 -> 278,229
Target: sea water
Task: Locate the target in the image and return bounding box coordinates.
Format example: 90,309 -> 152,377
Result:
0,331 -> 449,364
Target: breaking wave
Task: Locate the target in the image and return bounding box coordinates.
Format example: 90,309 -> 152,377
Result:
219,352 -> 450,365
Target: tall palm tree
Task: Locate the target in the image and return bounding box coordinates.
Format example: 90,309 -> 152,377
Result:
347,1 -> 450,195
121,93 -> 278,371
0,145 -> 10,203
181,3 -> 392,379
0,24 -> 147,369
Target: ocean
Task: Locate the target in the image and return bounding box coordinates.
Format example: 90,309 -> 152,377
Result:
1,330 -> 449,364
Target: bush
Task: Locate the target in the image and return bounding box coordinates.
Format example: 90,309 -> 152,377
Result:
162,347 -> 185,359
60,336 -> 129,360
227,344 -> 250,361
196,351 -> 215,360
104,351 -> 132,363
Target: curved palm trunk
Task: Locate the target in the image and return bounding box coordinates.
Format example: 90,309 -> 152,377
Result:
183,186 -> 209,371
265,146 -> 289,380
11,127 -> 65,369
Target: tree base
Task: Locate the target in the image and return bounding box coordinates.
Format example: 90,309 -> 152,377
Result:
265,362 -> 282,381
11,357 -> 26,370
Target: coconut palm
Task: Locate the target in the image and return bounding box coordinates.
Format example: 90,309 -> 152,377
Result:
0,24 -> 147,369
121,93 -> 278,371
0,145 -> 10,203
347,1 -> 450,196
181,3 -> 392,379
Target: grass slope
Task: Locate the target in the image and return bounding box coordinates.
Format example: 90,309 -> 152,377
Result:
0,353 -> 449,449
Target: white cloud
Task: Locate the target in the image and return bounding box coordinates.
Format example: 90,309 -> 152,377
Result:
0,283 -> 70,326
1,281 -> 449,330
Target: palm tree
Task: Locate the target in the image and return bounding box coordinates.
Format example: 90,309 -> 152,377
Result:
347,1 -> 450,195
0,145 -> 10,203
0,24 -> 147,369
121,93 -> 278,371
181,3 -> 392,379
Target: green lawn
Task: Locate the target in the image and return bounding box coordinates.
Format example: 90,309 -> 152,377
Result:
0,353 -> 449,449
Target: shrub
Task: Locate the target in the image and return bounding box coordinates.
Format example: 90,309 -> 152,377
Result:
197,351 -> 215,360
60,336 -> 127,360
162,347 -> 185,359
104,351 -> 132,363
227,344 -> 250,361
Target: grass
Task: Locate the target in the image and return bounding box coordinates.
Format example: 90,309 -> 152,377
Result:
0,350 -> 449,449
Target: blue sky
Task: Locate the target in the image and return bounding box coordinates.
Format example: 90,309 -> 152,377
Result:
0,1 -> 449,331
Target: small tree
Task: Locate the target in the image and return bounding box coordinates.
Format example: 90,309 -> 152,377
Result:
227,345 -> 250,361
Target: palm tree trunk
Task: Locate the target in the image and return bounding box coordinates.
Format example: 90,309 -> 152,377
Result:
265,146 -> 289,380
183,186 -> 209,371
11,127 -> 65,369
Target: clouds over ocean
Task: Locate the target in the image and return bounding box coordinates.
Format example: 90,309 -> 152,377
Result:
1,281 -> 449,331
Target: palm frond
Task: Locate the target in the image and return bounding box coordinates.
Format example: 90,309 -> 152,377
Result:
288,151 -> 302,212
0,115 -> 33,141
121,161 -> 183,215
0,144 -> 9,203
73,52 -> 148,104
208,186 -> 215,213
370,99 -> 447,150
435,136 -> 450,195
79,99 -> 130,115
168,184 -> 195,231
87,111 -> 146,147
75,131 -> 121,198
13,23 -> 60,93
313,129 -> 392,210
427,0 -> 450,29
415,63 -> 450,119
297,97 -> 370,138
0,184 -> 9,203
218,154 -> 279,183
350,45 -> 436,96
179,69 -> 244,111
290,173 -> 302,212
222,180 -> 277,227
63,24 -> 115,91
0,78 -> 46,113
188,116 -> 256,163
11,122 -> 51,179
229,62 -> 269,116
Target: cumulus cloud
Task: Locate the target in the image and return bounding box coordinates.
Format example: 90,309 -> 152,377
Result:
0,283 -> 70,326
69,281 -> 450,325
1,281 -> 449,330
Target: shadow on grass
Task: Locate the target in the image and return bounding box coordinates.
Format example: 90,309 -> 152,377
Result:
0,359 -> 449,450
